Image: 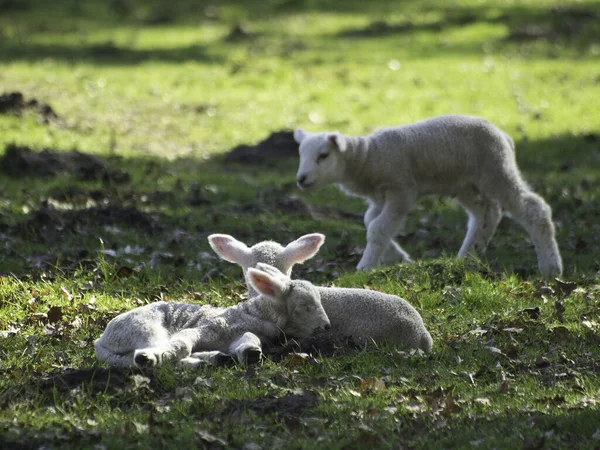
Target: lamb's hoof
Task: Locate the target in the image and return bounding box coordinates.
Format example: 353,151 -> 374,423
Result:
134,351 -> 158,367
243,348 -> 262,365
187,351 -> 235,367
539,261 -> 563,280
179,357 -> 204,369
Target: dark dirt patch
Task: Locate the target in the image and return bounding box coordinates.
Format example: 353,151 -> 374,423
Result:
1,144 -> 130,183
224,24 -> 258,42
266,328 -> 365,361
223,130 -> 298,165
0,91 -> 58,123
26,204 -> 159,235
226,391 -> 318,418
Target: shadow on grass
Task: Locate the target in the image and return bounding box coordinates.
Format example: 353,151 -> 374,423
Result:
0,129 -> 598,279
1,0 -> 598,64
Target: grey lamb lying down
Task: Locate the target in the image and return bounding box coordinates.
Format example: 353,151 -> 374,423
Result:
209,234 -> 433,353
95,263 -> 330,368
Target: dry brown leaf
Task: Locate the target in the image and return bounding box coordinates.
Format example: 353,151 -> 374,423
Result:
47,305 -> 63,324
359,377 -> 386,395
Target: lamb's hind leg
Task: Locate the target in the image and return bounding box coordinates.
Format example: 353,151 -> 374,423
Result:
456,186 -> 502,258
502,187 -> 562,278
134,328 -> 201,367
358,195 -> 416,271
364,201 -> 413,265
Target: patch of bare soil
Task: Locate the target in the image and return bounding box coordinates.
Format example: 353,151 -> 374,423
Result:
26,204 -> 159,234
1,144 -> 130,183
226,390 -> 318,418
265,328 -> 365,361
223,130 -> 298,165
0,91 -> 58,123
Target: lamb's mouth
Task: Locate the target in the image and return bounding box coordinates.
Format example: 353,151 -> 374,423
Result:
297,180 -> 315,189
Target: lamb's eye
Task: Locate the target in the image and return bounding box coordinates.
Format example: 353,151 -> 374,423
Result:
317,153 -> 329,163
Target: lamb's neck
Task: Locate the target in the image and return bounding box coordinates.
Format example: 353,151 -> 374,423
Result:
338,135 -> 377,198
243,296 -> 286,329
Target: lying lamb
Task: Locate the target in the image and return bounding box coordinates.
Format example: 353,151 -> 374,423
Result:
294,114 -> 563,278
94,264 -> 330,367
209,233 -> 433,352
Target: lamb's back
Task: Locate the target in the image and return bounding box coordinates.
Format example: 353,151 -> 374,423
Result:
366,115 -> 512,193
318,287 -> 431,350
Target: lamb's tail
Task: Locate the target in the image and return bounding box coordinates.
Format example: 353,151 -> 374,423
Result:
94,338 -> 134,367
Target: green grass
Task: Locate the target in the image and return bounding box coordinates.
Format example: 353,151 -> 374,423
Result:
1,0 -> 599,448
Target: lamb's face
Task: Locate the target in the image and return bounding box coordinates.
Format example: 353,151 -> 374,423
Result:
295,131 -> 345,190
284,280 -> 330,338
244,242 -> 289,297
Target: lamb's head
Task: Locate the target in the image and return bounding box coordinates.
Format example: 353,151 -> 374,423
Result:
249,263 -> 330,338
208,233 -> 325,297
294,129 -> 347,189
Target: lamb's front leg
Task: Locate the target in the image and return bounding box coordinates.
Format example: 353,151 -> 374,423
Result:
229,332 -> 263,365
357,195 -> 415,271
364,201 -> 412,265
134,328 -> 201,367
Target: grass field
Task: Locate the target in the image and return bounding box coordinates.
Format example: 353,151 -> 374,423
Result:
0,0 -> 599,448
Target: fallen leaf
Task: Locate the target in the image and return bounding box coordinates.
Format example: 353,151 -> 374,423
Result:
359,377 -> 386,395
552,326 -> 571,342
474,397 -> 491,407
47,306 -> 63,324
60,285 -> 73,302
117,266 -> 135,277
133,422 -> 148,434
521,306 -> 541,319
554,279 -> 577,297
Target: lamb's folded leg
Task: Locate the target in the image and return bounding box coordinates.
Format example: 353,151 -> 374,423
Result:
229,332 -> 263,365
358,195 -> 415,271
134,328 -> 202,367
180,351 -> 235,368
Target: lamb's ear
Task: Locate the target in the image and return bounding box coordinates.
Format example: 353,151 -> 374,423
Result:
294,128 -> 307,144
248,268 -> 288,300
255,263 -> 286,278
208,234 -> 251,264
282,233 -> 325,267
328,133 -> 347,152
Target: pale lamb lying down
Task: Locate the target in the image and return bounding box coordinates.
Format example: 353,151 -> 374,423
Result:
209,234 -> 433,352
94,264 -> 330,368
294,114 -> 563,279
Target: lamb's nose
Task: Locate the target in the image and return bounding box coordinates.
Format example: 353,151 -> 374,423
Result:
297,174 -> 307,186
324,323 -> 331,330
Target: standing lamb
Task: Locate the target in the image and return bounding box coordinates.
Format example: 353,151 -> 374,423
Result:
209,234 -> 433,352
94,264 -> 330,368
294,114 -> 562,278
